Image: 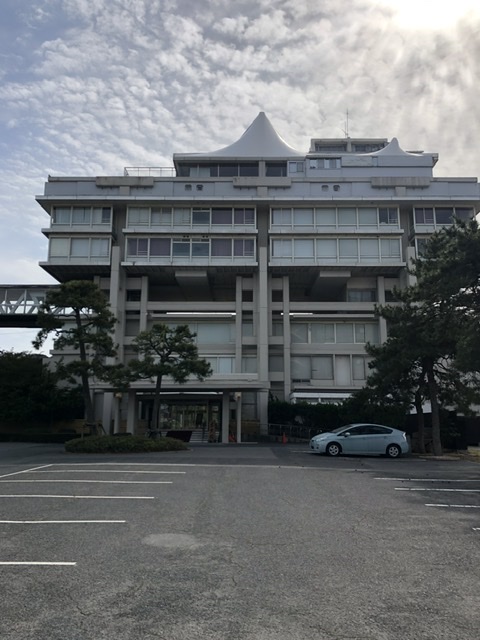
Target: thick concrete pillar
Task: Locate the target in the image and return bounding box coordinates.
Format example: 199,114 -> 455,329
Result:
221,391 -> 230,443
127,389 -> 137,434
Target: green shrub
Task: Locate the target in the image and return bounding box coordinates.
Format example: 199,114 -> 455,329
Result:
64,435 -> 188,453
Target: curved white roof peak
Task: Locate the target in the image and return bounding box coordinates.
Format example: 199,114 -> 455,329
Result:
183,112 -> 304,159
370,137 -> 422,157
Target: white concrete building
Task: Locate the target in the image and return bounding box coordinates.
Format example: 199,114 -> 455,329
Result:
36,113 -> 480,441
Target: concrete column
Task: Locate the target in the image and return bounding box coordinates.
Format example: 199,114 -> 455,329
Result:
258,388 -> 269,436
222,391 -> 230,443
102,392 -> 113,435
235,276 -> 242,372
257,246 -> 269,382
283,275 -> 291,400
377,275 -> 388,343
235,392 -> 242,443
140,276 -> 148,331
113,393 -> 122,433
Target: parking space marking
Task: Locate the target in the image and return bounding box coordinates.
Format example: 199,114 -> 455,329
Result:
35,470 -> 186,474
0,495 -> 154,499
0,520 -> 126,524
0,562 -> 76,566
0,480 -> 172,485
425,504 -> 480,508
376,477 -> 480,482
395,488 -> 480,493
0,464 -> 52,480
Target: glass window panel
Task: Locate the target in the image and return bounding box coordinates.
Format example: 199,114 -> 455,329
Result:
336,323 -> 354,343
211,238 -> 232,256
239,163 -> 258,176
50,238 -> 69,256
128,208 -> 149,225
347,289 -> 376,302
359,238 -> 379,259
272,239 -> 292,257
234,208 -> 255,225
72,207 -> 90,224
266,162 -> 287,177
70,238 -> 89,257
316,239 -> 337,259
358,208 -> 377,225
242,321 -> 254,336
381,239 -> 401,258
212,208 -> 232,225
269,355 -> 284,372
311,323 -> 335,343
217,357 -> 234,373
435,208 -> 454,225
197,324 -> 233,343
293,208 -> 314,225
272,209 -> 291,225
294,239 -> 314,257
312,356 -> 333,380
339,239 -> 358,258
352,356 -> 367,380
365,323 -> 379,343
242,357 -> 257,373
90,238 -> 109,257
455,207 -> 472,221
151,208 -> 172,225
291,324 -> 308,343
315,208 -> 336,225
191,241 -> 209,257
291,356 -> 311,379
338,208 -> 356,225
53,208 -> 71,224
272,322 -> 284,336
173,208 -> 191,225
172,241 -> 190,257
150,238 -> 171,256
379,207 -> 398,225
218,164 -> 237,177
192,209 -> 210,224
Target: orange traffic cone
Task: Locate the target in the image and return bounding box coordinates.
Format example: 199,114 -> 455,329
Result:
282,432 -> 288,444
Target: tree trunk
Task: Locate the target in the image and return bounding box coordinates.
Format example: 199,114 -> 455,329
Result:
75,310 -> 96,433
414,390 -> 426,454
426,365 -> 443,456
151,375 -> 163,434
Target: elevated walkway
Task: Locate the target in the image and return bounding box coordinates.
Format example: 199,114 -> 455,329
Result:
0,285 -> 58,327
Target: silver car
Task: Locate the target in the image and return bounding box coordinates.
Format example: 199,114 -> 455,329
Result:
309,423 -> 409,458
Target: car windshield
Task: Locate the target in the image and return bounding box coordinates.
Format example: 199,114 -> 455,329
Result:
329,425 -> 354,434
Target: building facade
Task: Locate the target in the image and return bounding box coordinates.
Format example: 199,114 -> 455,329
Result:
36,113 -> 480,441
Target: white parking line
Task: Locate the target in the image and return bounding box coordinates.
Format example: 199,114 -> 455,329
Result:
0,480 -> 172,484
0,520 -> 126,524
425,504 -> 480,508
35,470 -> 186,474
395,488 -> 480,493
0,464 -> 52,480
0,495 -> 154,500
0,562 -> 76,566
376,477 -> 480,482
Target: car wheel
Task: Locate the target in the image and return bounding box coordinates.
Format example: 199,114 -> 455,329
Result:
386,444 -> 401,458
326,442 -> 341,457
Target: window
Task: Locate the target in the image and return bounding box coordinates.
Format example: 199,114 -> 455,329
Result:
151,207 -> 172,226
269,355 -> 284,372
291,356 -> 311,380
211,238 -> 232,257
90,238 -> 109,257
234,208 -> 255,225
70,238 -> 89,257
311,323 -> 335,343
52,207 -> 71,224
93,207 -> 111,224
379,207 -> 398,225
311,356 -> 334,380
336,323 -> 354,343
288,161 -> 304,173
347,289 -> 376,302
338,208 -> 356,226
49,238 -> 69,257
314,158 -> 341,169
272,322 -> 283,337
172,241 -> 190,257
191,240 -> 209,257
355,324 -> 378,343
197,324 -> 234,344
415,208 -> 434,224
339,239 -> 358,259
128,207 -> 150,226
242,320 -> 254,336
212,208 -> 232,225
380,239 -> 401,259
316,208 -> 336,226
316,239 -> 337,259
358,208 -> 377,226
126,290 -> 141,302
272,208 -> 292,226
206,356 -> 234,374
72,207 -> 90,225
293,208 -> 314,225
173,208 -> 191,225
352,356 -> 368,380
359,238 -> 379,260
272,239 -> 292,258
455,207 -> 472,221
416,238 -> 428,257
242,357 -> 257,373
218,164 -> 237,177
234,239 -> 255,257
291,324 -> 308,343
127,238 -> 148,257
266,162 -> 287,177
192,208 -> 210,225
150,238 -> 170,256
435,208 -> 454,225
239,163 -> 259,177
293,239 -> 314,258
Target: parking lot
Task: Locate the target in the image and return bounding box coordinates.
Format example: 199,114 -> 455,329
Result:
0,443 -> 479,639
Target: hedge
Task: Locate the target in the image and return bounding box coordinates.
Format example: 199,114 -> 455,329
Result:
64,435 -> 189,453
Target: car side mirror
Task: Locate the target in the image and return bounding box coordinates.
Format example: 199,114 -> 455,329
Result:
343,432 -> 350,437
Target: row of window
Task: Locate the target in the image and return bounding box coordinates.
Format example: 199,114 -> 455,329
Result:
127,206 -> 255,227
52,207 -> 112,226
288,354 -> 371,381
177,162 -> 290,178
49,237 -> 110,258
271,237 -> 401,260
126,237 -> 255,260
271,206 -> 398,228
413,207 -> 472,226
290,322 -> 379,344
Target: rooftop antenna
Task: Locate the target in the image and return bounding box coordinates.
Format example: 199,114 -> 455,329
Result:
342,109 -> 350,138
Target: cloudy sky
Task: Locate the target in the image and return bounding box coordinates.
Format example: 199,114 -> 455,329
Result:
1,0 -> 479,353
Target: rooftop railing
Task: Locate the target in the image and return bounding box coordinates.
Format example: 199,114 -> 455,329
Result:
124,167 -> 176,177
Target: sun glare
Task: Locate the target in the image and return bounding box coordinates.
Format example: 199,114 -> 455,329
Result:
377,0 -> 480,30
